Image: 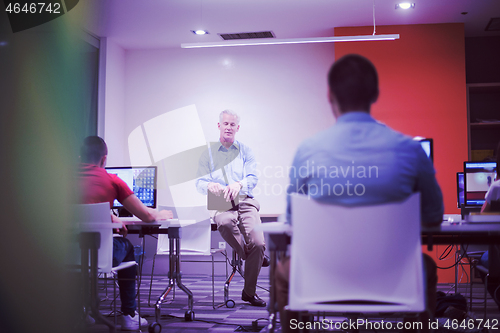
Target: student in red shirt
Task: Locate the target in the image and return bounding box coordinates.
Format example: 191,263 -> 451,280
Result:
78,136 -> 173,330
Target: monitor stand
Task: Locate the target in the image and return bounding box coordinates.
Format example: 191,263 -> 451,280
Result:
461,204 -> 481,220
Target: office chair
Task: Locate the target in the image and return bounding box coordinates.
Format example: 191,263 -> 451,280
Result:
468,199 -> 500,318
456,244 -> 488,318
470,258 -> 490,319
288,193 -> 425,330
491,200 -> 500,212
209,214 -> 248,309
464,199 -> 500,319
72,203 -> 140,332
220,246 -> 243,308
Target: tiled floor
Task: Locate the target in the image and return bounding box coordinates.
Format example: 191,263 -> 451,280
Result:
85,274 -> 500,333
88,273 -> 270,333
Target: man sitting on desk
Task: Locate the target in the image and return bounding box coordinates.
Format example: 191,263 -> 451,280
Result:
196,110 -> 268,307
77,136 -> 173,330
276,54 -> 444,332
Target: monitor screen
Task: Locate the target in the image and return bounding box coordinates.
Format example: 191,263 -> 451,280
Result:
105,166 -> 157,209
456,172 -> 464,208
463,161 -> 497,206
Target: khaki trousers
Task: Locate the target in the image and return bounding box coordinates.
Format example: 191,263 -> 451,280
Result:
214,197 -> 265,296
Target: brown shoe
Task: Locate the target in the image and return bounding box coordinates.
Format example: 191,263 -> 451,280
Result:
242,290 -> 266,307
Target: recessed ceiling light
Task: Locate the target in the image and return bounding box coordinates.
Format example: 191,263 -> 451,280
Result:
395,3 -> 415,9
191,30 -> 209,35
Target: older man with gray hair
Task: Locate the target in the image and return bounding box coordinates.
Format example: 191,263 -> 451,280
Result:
196,110 -> 268,307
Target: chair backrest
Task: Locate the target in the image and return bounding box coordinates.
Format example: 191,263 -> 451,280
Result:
73,202 -> 114,273
490,200 -> 500,212
289,192 -> 424,313
461,198 -> 500,257
156,205 -> 211,256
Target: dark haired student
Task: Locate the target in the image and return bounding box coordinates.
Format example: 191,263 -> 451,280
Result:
277,54 -> 444,333
77,136 -> 173,330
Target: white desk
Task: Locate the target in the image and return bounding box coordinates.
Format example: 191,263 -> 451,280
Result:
121,217 -> 196,227
258,221 -> 500,247
258,220 -> 500,333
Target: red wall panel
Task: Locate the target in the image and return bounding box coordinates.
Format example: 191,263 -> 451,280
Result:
334,23 -> 468,283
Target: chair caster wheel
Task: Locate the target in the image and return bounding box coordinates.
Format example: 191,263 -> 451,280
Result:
148,322 -> 162,333
226,299 -> 235,308
185,310 -> 195,321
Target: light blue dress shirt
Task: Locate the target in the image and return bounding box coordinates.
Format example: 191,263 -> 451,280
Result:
286,112 -> 444,225
196,140 -> 258,198
485,180 -> 500,204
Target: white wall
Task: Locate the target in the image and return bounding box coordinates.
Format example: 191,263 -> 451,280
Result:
103,38 -> 127,165
106,43 -> 336,214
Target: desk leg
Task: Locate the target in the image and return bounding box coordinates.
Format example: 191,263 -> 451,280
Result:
173,236 -> 195,320
153,227 -> 195,325
153,238 -> 175,324
267,249 -> 278,333
265,233 -> 290,333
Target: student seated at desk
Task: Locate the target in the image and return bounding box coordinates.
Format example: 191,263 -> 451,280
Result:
479,141 -> 500,310
77,136 -> 173,330
480,142 -> 500,214
276,54 -> 444,333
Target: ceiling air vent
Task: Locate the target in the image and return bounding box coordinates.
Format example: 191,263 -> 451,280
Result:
485,18 -> 500,31
219,31 -> 275,41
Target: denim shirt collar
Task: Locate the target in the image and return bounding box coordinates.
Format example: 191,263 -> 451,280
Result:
336,111 -> 376,124
217,140 -> 240,152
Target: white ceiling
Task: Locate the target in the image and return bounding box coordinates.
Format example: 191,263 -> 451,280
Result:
80,0 -> 500,49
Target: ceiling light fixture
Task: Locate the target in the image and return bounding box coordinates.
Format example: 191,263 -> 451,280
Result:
395,3 -> 415,9
183,1 -> 399,49
191,30 -> 209,35
190,1 -> 209,36
181,34 -> 399,48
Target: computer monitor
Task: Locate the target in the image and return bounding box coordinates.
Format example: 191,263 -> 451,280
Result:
105,166 -> 157,209
463,161 -> 497,206
456,172 -> 464,208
